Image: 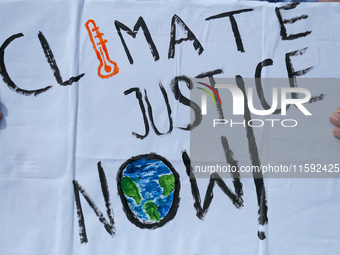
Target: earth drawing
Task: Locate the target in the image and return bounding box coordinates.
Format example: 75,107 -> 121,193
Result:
117,154 -> 180,228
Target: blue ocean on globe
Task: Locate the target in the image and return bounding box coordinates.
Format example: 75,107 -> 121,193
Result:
121,158 -> 175,223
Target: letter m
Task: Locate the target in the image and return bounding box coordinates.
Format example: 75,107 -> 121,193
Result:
114,17 -> 159,64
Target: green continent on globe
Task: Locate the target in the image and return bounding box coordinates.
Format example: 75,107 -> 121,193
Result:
159,174 -> 175,196
144,201 -> 161,221
121,176 -> 142,205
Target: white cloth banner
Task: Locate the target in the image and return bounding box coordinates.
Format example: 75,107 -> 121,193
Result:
0,1 -> 339,255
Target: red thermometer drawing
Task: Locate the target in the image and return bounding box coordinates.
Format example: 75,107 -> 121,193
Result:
85,19 -> 119,79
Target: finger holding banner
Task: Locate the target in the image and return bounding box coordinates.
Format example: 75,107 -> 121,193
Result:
330,107 -> 340,138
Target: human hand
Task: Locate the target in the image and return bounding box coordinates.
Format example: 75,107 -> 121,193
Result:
0,111 -> 3,121
330,107 -> 340,138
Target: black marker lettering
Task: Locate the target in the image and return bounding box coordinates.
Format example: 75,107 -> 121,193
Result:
124,87 -> 150,139
168,14 -> 204,59
206,9 -> 254,53
308,94 -> 324,103
144,83 -> 173,135
286,49 -> 324,103
236,75 -> 268,239
38,31 -> 85,86
285,47 -> 313,99
195,69 -> 225,119
115,17 -> 159,64
170,75 -> 202,130
275,3 -> 311,41
73,162 -> 115,244
182,149 -> 243,220
0,33 -> 52,96
254,58 -> 289,114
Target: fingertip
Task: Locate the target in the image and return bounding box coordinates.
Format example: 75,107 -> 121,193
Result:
333,127 -> 340,138
330,114 -> 338,125
335,107 -> 340,114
